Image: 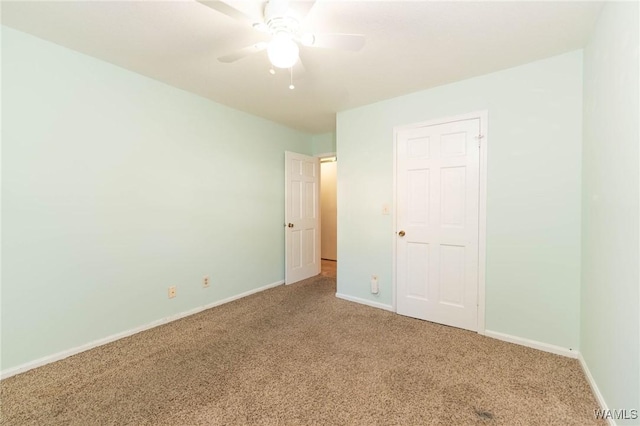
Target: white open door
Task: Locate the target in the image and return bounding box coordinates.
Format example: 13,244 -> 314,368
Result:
285,151 -> 320,284
395,117 -> 481,331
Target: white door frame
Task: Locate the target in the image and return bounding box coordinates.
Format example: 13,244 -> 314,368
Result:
392,110 -> 488,334
317,152 -> 338,262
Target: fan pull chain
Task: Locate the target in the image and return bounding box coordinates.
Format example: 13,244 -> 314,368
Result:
289,67 -> 295,90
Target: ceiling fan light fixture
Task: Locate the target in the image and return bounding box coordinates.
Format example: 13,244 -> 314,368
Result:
267,33 -> 299,69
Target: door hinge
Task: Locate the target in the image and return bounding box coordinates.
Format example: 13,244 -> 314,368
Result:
475,134 -> 484,147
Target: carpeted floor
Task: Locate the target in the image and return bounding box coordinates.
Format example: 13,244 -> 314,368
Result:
1,269 -> 602,425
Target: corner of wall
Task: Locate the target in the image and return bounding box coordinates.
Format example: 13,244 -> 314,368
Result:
311,132 -> 336,156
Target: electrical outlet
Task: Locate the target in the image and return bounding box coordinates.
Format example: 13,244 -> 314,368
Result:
168,286 -> 176,299
371,275 -> 379,294
203,276 -> 210,288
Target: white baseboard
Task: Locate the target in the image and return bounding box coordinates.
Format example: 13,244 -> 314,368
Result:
484,330 -> 578,359
0,280 -> 284,380
335,293 -> 394,312
578,353 -> 615,426
484,331 -> 616,424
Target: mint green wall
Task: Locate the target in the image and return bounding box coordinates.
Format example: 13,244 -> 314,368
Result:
311,132 -> 336,156
1,27 -> 313,370
581,2 -> 639,419
337,51 -> 583,349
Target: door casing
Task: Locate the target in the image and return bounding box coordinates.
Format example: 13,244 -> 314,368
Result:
318,153 -> 337,261
392,111 -> 488,334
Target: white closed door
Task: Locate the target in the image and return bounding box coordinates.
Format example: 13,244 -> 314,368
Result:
285,151 -> 320,284
396,118 -> 480,331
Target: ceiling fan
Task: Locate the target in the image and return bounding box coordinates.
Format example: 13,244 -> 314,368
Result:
198,0 -> 365,87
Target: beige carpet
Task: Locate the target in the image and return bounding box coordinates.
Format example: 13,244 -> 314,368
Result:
1,273 -> 603,425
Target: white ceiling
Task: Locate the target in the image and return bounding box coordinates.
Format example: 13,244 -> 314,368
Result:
1,0 -> 603,134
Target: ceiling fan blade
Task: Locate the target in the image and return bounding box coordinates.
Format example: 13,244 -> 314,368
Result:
309,33 -> 365,51
293,56 -> 306,78
289,0 -> 318,22
218,42 -> 268,63
197,1 -> 257,25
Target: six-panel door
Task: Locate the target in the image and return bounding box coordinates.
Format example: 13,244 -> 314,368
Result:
285,151 -> 320,284
396,119 -> 480,331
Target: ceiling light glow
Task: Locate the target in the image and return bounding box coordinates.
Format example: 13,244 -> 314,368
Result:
267,34 -> 299,69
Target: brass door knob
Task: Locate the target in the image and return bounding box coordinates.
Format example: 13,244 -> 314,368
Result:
398,230 -> 406,237
288,223 -> 294,228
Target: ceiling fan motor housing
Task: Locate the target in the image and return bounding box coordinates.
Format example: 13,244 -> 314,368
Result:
264,0 -> 300,37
